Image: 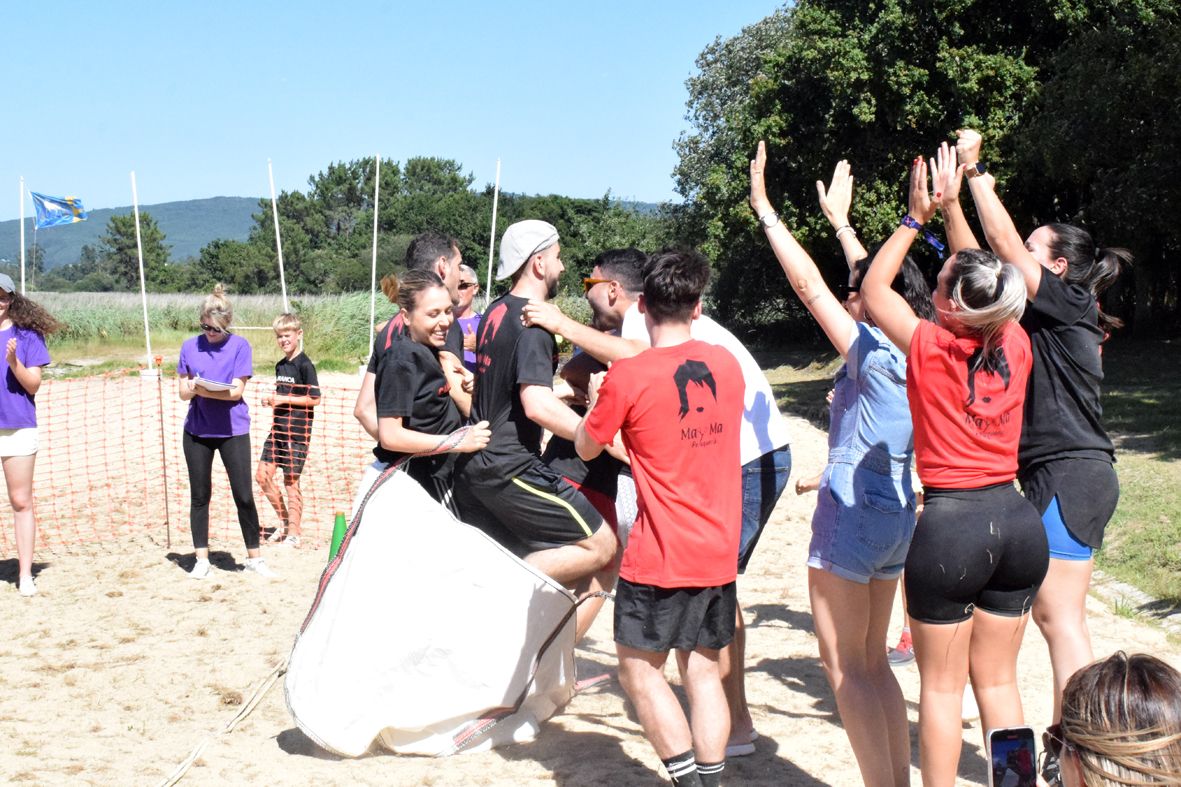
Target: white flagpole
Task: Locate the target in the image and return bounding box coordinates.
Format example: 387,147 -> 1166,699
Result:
18,177 -> 26,294
130,171 -> 154,370
368,155 -> 381,362
485,158 -> 501,297
268,159 -> 289,313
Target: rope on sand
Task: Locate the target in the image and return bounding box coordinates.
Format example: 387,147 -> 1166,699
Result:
156,657 -> 289,787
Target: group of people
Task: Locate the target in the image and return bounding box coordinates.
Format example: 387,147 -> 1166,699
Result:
749,129 -> 1177,785
2,124 -> 1178,784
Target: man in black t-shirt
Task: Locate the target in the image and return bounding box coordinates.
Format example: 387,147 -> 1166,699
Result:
454,220 -> 616,632
354,231 -> 467,440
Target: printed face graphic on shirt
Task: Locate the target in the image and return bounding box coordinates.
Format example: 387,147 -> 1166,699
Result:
674,359 -> 725,449
963,346 -> 1014,437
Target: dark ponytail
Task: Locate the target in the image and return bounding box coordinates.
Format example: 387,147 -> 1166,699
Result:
381,269 -> 446,314
1045,223 -> 1133,332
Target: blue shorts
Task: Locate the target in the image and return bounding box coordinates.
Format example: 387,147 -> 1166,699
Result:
737,446 -> 791,573
808,462 -> 915,584
1043,495 -> 1093,561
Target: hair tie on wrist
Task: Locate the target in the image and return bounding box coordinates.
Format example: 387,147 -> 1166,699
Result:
900,214 -> 946,259
835,225 -> 856,239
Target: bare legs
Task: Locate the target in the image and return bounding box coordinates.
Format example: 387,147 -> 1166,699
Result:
1032,557 -> 1094,719
525,523 -> 616,586
810,568 -> 910,787
3,454 -> 37,581
912,609 -> 1031,786
618,643 -> 729,763
720,601 -> 755,748
256,461 -> 305,539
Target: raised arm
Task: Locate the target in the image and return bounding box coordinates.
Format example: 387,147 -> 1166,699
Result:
521,301 -> 646,364
816,158 -> 869,268
931,140 -> 980,255
751,141 -> 858,358
862,157 -> 936,355
957,129 -> 1040,299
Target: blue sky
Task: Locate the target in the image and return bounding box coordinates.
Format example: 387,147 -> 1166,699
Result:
1,1 -> 785,221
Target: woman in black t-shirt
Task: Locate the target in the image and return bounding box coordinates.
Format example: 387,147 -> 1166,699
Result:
372,270 -> 490,509
949,129 -> 1132,722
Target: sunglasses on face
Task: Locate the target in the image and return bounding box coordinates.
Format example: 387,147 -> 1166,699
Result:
458,282 -> 479,291
582,277 -> 611,294
837,283 -> 861,300
200,323 -> 227,334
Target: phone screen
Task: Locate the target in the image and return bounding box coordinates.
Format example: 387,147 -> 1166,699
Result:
988,726 -> 1038,787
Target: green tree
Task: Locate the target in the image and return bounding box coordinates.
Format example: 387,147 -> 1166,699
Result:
98,212 -> 171,290
674,0 -> 1174,330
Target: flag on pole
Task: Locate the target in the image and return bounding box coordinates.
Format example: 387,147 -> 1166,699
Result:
30,192 -> 88,228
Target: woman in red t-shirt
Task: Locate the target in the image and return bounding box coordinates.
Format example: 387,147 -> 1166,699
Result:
862,155 -> 1049,784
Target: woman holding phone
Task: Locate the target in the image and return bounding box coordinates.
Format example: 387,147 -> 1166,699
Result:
177,284 -> 273,580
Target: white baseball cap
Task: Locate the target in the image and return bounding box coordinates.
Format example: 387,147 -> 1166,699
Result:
497,220 -> 559,281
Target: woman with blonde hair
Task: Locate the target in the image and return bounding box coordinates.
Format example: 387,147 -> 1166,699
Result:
177,284 -> 273,579
862,157 -> 1048,784
1046,651 -> 1181,785
0,274 -> 61,596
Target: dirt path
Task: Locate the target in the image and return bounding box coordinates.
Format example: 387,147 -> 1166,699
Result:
0,413 -> 1176,786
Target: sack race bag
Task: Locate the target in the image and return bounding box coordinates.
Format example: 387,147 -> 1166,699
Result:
285,463 -> 577,757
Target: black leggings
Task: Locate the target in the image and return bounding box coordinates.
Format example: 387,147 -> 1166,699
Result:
183,431 -> 260,550
904,482 -> 1048,624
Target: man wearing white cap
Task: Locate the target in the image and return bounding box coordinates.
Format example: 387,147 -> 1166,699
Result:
453,220 -> 616,629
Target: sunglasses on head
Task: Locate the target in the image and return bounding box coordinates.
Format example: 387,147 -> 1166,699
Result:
200,323 -> 226,334
582,277 -> 611,294
458,282 -> 479,291
1039,724 -> 1070,786
837,283 -> 861,299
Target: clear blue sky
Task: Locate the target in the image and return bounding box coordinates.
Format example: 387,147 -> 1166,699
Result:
1,1 -> 785,221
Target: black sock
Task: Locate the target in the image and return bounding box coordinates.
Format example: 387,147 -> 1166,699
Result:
662,751 -> 702,786
697,759 -> 724,787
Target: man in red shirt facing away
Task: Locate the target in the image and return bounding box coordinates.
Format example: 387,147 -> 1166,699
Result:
575,249 -> 744,787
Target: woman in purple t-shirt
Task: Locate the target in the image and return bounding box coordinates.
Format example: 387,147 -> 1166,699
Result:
176,284 -> 273,580
0,274 -> 60,598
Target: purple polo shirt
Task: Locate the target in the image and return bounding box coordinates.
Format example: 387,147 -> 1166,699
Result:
0,326 -> 50,429
177,333 -> 253,437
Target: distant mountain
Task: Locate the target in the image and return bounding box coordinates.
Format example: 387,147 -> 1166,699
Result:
0,196 -> 262,269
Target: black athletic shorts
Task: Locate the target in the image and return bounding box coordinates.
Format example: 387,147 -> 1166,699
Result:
614,578 -> 737,652
904,482 -> 1048,624
260,433 -> 310,476
454,461 -> 604,555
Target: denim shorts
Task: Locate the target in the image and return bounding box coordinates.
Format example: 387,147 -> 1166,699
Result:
737,446 -> 791,573
807,461 -> 915,584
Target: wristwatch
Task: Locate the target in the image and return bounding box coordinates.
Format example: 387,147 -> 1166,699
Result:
965,162 -> 987,179
758,211 -> 780,229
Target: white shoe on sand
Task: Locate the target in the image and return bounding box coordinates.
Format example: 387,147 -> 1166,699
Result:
245,557 -> 278,578
18,576 -> 37,597
189,559 -> 211,580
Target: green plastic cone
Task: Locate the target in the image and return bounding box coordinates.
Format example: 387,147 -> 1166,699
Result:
329,511 -> 347,561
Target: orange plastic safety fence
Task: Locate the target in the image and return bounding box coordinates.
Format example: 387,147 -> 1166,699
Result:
0,372 -> 373,558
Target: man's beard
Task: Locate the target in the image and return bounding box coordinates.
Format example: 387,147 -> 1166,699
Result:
546,278 -> 559,300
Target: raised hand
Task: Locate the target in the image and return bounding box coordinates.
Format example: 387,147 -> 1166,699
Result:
4,338 -> 15,368
749,141 -> 774,217
462,323 -> 477,351
521,299 -> 564,333
908,157 -> 937,225
956,128 -> 982,166
587,370 -> 606,408
816,159 -> 854,228
931,141 -> 964,207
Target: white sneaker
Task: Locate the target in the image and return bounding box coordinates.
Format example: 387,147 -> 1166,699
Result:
266,527 -> 286,544
18,576 -> 37,597
189,559 -> 211,580
245,557 -> 278,578
282,535 -> 301,548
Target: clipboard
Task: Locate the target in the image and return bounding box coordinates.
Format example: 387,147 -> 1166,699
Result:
194,377 -> 235,392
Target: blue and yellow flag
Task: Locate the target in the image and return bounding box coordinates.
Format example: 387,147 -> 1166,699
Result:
30,192 -> 88,229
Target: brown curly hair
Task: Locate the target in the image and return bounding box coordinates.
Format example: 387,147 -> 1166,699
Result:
5,293 -> 63,336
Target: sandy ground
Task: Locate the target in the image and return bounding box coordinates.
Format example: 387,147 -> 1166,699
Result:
0,410 -> 1177,786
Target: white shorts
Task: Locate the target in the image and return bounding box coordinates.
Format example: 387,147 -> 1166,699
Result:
0,427 -> 39,457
